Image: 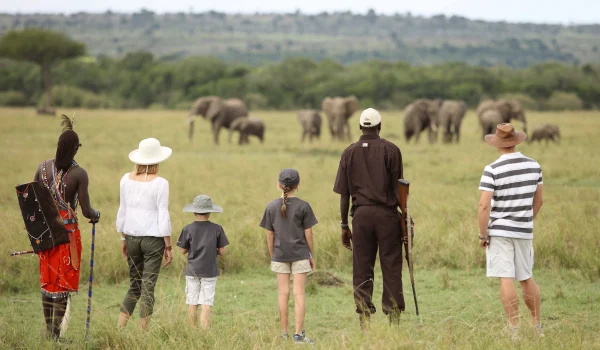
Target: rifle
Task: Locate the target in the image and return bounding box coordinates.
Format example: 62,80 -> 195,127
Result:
398,179 -> 419,317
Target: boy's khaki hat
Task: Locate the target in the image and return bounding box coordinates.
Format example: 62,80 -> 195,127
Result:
183,195 -> 223,214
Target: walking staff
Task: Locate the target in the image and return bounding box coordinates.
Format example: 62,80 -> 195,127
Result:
333,108 -> 407,328
84,222 -> 97,341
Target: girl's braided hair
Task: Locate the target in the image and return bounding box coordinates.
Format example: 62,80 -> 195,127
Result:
280,184 -> 295,218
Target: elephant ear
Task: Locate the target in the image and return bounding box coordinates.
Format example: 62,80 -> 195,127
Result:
345,96 -> 360,116
206,97 -> 224,122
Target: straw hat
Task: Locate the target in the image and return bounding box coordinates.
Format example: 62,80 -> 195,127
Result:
128,138 -> 172,165
485,123 -> 527,148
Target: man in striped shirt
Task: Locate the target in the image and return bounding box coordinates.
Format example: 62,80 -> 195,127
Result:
478,123 -> 544,339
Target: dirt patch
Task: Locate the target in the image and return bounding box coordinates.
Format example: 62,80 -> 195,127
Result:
308,271 -> 346,287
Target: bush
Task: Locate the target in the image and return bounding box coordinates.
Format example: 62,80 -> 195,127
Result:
0,90 -> 28,106
498,92 -> 539,110
245,93 -> 269,110
543,92 -> 584,111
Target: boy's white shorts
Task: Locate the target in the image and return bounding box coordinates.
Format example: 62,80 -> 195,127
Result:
185,276 -> 217,306
486,237 -> 534,282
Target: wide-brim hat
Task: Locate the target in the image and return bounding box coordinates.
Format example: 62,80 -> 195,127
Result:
183,195 -> 223,214
485,123 -> 527,148
129,138 -> 172,165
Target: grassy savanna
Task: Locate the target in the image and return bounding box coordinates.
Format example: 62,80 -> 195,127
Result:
0,107 -> 599,348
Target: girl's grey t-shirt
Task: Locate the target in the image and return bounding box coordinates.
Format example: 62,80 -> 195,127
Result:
259,197 -> 318,262
176,221 -> 229,278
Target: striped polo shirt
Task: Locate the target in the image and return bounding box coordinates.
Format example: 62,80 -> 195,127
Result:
479,152 -> 543,239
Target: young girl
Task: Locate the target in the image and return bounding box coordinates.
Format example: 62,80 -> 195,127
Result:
260,169 -> 317,344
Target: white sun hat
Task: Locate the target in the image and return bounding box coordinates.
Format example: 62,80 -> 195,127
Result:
359,108 -> 382,127
128,138 -> 172,165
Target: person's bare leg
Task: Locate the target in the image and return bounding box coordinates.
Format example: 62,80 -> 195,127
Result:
277,273 -> 291,334
200,305 -> 212,330
42,294 -> 54,339
292,273 -> 307,335
139,316 -> 151,331
187,305 -> 198,327
500,278 -> 519,327
519,278 -> 541,325
118,312 -> 130,329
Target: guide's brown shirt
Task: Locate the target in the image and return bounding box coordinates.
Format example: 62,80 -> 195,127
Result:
333,134 -> 403,207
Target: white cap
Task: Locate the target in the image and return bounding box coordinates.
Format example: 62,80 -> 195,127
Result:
359,108 -> 382,128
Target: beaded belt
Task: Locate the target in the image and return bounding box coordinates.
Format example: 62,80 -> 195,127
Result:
63,218 -> 78,225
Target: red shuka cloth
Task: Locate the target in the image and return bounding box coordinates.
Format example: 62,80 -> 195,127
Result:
38,210 -> 82,296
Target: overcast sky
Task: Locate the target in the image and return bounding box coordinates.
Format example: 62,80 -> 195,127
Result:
2,0 -> 599,24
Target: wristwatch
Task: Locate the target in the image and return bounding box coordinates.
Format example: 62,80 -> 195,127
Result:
478,234 -> 489,240
341,222 -> 349,229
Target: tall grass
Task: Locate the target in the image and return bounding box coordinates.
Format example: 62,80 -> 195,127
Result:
1,108 -> 599,295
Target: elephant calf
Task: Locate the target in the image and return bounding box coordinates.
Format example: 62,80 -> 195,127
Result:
229,117 -> 265,145
529,124 -> 560,144
297,110 -> 322,143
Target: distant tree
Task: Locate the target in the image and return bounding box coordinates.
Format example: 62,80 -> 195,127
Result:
0,28 -> 85,111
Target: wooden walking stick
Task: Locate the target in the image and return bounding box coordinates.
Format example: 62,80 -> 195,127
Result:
84,222 -> 96,341
398,180 -> 420,317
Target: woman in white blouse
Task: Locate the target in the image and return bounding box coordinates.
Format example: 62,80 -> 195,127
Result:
116,138 -> 173,330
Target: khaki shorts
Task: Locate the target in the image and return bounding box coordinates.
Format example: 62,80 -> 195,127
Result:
486,237 -> 534,281
271,259 -> 312,274
185,276 -> 217,306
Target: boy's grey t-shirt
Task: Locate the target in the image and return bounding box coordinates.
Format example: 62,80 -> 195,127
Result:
176,221 -> 229,278
259,197 -> 318,262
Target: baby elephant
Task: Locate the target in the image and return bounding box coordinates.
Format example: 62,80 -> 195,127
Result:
529,124 -> 560,144
297,110 -> 322,143
229,117 -> 265,145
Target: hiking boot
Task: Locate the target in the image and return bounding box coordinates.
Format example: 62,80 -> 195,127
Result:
536,324 -> 545,338
294,331 -> 314,345
502,325 -> 520,342
281,332 -> 289,341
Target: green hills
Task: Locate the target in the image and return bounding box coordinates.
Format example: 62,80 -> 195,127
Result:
1,11 -> 599,67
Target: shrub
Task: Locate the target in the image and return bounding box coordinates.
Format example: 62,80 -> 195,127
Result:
543,92 -> 584,111
0,90 -> 28,106
498,92 -> 539,110
245,93 -> 269,110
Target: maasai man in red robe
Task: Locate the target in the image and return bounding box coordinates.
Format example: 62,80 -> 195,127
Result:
33,115 -> 100,340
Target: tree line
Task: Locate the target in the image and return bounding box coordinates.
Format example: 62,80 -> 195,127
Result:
0,30 -> 599,111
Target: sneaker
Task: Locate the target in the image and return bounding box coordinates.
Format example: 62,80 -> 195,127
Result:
502,325 -> 520,342
281,332 -> 289,341
536,324 -> 545,338
294,331 -> 314,344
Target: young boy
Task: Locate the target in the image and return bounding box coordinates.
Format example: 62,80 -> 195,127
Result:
177,195 -> 229,329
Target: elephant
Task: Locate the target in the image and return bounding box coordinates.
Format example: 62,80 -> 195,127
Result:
188,96 -> 249,145
529,124 -> 560,144
403,99 -> 443,144
477,99 -> 527,139
321,96 -> 360,141
228,117 -> 265,145
296,110 -> 322,143
439,100 -> 468,143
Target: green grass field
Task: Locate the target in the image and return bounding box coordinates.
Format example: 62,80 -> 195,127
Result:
0,107 -> 599,349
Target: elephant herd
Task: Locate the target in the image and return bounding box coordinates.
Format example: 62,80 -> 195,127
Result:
186,95 -> 560,146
